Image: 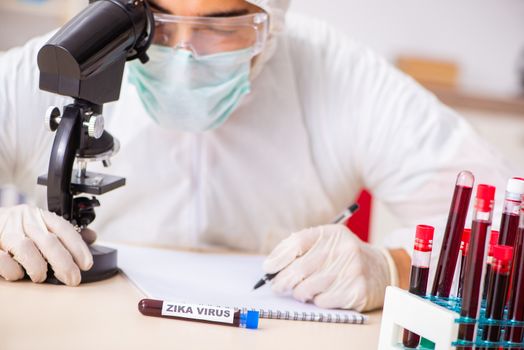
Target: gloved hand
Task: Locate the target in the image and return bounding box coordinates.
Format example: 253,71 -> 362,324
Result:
263,224 -> 397,312
0,205 -> 93,286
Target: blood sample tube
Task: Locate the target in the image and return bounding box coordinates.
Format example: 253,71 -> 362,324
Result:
498,178 -> 524,247
402,225 -> 435,348
138,299 -> 259,329
457,184 -> 496,349
478,245 -> 513,350
432,171 -> 474,298
504,197 -> 524,346
482,230 -> 500,300
457,228 -> 471,298
499,178 -> 524,308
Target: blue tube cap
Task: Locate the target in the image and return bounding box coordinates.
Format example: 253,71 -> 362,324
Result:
246,311 -> 259,329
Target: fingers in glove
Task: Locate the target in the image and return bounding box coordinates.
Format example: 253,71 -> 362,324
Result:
270,235 -> 334,294
313,275 -> 368,312
11,237 -> 48,283
0,250 -> 24,281
263,227 -> 323,274
2,207 -> 48,282
79,228 -> 97,246
40,210 -> 93,271
291,248 -> 355,303
312,249 -> 367,311
292,270 -> 338,303
22,206 -> 81,286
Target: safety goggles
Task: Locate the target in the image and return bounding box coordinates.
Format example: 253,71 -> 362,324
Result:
152,12 -> 269,58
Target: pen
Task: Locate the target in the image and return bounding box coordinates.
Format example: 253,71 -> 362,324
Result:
253,203 -> 360,290
138,299 -> 259,329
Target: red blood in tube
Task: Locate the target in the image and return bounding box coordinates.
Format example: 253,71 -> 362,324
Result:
501,218 -> 520,307
483,230 -> 500,300
479,245 -> 513,350
402,266 -> 430,348
505,227 -> 524,344
499,213 -> 520,247
458,220 -> 491,345
458,228 -> 471,298
409,266 -> 430,295
138,299 -> 245,327
458,184 -> 496,349
403,225 -> 434,349
432,184 -> 473,297
499,178 -> 524,309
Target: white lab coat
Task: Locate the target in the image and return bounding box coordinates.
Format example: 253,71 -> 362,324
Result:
0,14 -> 518,260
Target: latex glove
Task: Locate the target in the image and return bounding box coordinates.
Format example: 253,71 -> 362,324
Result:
263,224 -> 397,312
0,205 -> 93,286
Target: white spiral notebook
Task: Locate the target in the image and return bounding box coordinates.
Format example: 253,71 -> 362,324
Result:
109,243 -> 367,324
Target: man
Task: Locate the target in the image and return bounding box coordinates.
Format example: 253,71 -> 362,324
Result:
0,0 -> 514,312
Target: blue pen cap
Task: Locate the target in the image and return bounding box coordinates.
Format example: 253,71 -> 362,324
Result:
239,310 -> 259,329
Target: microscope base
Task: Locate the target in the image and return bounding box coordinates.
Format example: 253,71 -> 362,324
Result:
45,244 -> 119,284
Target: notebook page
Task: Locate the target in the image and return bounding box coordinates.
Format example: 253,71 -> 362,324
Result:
109,243 -> 367,323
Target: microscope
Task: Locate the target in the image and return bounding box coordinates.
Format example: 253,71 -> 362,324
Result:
36,0 -> 155,283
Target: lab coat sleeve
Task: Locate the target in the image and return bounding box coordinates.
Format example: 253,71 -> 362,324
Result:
344,47 -> 518,255
285,15 -> 519,261
350,59 -> 519,288
0,33 -> 70,200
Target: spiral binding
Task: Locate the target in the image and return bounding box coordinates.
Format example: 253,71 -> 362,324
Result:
253,309 -> 366,324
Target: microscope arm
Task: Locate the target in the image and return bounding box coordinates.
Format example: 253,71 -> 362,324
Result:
46,104 -> 82,221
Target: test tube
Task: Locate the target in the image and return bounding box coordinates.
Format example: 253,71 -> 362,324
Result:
457,184 -> 496,349
402,225 -> 435,348
504,196 -> 524,346
482,230 -> 500,300
478,245 -> 513,350
457,228 -> 471,298
432,171 -> 474,298
498,178 -> 524,247
138,299 -> 259,329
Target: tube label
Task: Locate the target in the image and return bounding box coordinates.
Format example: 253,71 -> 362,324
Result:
161,301 -> 235,324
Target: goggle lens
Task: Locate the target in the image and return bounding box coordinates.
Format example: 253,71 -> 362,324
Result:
151,13 -> 268,57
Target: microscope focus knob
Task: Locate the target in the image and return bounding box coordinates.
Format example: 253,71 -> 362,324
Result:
87,115 -> 105,139
45,106 -> 61,132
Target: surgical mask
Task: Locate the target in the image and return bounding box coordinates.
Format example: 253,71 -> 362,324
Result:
128,45 -> 253,132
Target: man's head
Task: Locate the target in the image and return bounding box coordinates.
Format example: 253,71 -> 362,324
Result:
149,0 -> 263,17
147,0 -> 290,77
126,0 -> 291,132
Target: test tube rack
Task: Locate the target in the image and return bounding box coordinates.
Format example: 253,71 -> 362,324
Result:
378,286 -> 524,349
